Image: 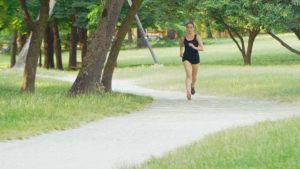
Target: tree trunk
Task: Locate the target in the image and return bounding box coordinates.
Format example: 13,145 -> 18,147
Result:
291,28 -> 300,40
128,28 -> 133,42
78,27 -> 88,63
268,31 -> 300,56
137,27 -> 147,48
243,29 -> 259,65
11,30 -> 18,68
69,0 -> 125,95
44,23 -> 55,69
51,19 -> 63,70
205,20 -> 213,39
167,29 -> 176,39
20,0 -> 50,92
69,15 -> 78,70
18,33 -> 27,51
101,0 -> 143,92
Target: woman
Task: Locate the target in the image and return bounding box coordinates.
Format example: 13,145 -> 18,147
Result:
180,21 -> 204,100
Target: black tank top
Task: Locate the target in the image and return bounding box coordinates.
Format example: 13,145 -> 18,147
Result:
183,34 -> 199,58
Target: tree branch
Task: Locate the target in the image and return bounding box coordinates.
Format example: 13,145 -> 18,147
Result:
19,0 -> 34,29
268,31 -> 300,56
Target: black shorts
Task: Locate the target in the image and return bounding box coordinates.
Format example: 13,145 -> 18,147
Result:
182,55 -> 200,64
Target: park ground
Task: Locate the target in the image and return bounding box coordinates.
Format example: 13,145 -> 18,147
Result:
1,33 -> 300,168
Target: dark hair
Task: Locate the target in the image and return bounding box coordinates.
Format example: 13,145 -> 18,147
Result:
186,21 -> 195,27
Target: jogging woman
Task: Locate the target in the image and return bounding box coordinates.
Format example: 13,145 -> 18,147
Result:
180,21 -> 204,100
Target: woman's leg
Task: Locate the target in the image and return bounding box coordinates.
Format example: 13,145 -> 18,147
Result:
183,60 -> 193,100
191,64 -> 199,88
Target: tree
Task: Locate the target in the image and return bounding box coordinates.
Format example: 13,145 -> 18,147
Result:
203,0 -> 262,65
259,0 -> 300,55
20,0 -> 50,92
69,0 -> 125,95
101,0 -> 143,91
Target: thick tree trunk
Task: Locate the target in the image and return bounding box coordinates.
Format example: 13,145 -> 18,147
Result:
167,29 -> 176,39
227,28 -> 259,66
101,0 -> 143,92
69,15 -> 78,70
69,0 -> 125,95
78,27 -> 88,63
243,29 -> 259,65
51,19 -> 63,70
11,30 -> 18,68
20,0 -> 50,92
44,23 -> 54,69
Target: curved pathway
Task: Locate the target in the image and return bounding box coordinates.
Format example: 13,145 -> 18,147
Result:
0,75 -> 299,169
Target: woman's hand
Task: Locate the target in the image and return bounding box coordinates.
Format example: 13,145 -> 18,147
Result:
188,43 -> 195,48
180,52 -> 183,57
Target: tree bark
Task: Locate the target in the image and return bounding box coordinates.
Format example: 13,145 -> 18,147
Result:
268,31 -> 300,56
20,0 -> 50,92
69,0 -> 125,95
44,23 -> 55,69
227,28 -> 259,65
167,29 -> 176,39
18,33 -> 27,51
205,20 -> 213,39
51,19 -> 63,70
137,27 -> 147,48
11,30 -> 18,68
101,0 -> 143,92
128,28 -> 133,42
69,15 -> 78,70
78,27 -> 88,63
291,28 -> 300,40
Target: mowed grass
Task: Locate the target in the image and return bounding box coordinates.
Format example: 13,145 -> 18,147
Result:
116,33 -> 300,67
114,33 -> 300,104
129,117 -> 300,169
0,69 -> 152,140
114,65 -> 300,104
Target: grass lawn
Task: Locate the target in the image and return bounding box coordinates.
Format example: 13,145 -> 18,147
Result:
114,33 -> 300,104
1,33 -> 300,168
0,69 -> 152,140
129,116 -> 300,169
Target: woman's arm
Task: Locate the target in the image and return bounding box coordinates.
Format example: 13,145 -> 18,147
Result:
179,37 -> 184,57
189,35 -> 204,51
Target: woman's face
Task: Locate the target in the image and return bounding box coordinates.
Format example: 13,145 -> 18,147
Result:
186,24 -> 194,34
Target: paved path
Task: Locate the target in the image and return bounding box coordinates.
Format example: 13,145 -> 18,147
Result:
1,75 -> 299,169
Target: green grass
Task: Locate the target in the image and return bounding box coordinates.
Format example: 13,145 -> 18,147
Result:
114,65 -> 300,104
116,33 -> 300,67
0,69 -> 152,140
129,117 -> 300,169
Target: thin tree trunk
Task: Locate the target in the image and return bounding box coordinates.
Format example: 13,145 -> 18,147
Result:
44,23 -> 54,69
78,27 -> 88,63
20,0 -> 50,92
137,27 -> 147,48
167,29 -> 176,39
69,15 -> 78,70
18,33 -> 27,51
205,20 -> 213,38
128,28 -> 133,42
51,19 -> 63,70
69,0 -> 125,95
268,31 -> 300,56
101,0 -> 143,92
291,28 -> 300,40
11,30 -> 18,68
